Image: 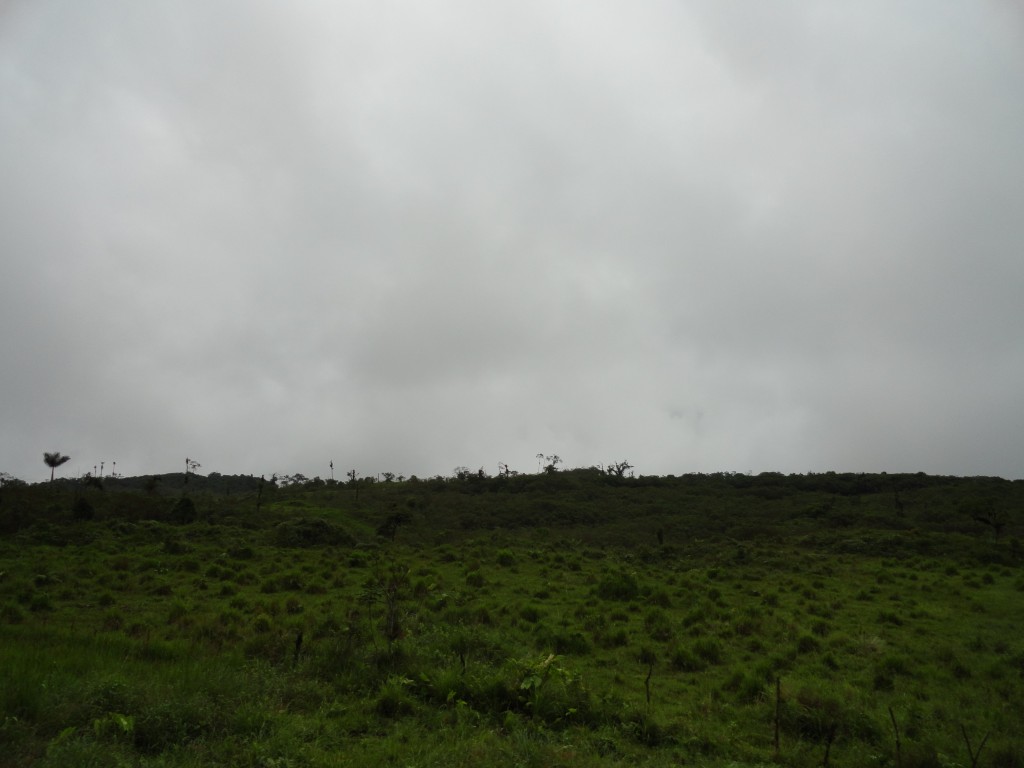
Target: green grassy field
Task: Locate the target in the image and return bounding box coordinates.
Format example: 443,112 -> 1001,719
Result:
1,470 -> 1021,766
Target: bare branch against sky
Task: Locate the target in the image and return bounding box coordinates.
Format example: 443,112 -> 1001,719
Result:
1,1 -> 1022,481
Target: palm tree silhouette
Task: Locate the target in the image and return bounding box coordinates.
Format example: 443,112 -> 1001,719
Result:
44,451 -> 71,482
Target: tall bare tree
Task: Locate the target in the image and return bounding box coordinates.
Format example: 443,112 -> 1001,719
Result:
43,451 -> 70,482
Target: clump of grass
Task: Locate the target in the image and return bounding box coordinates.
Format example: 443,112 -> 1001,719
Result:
935,647 -> 972,680
722,668 -> 766,703
596,571 -> 640,601
780,683 -> 881,745
877,610 -> 903,626
496,548 -> 515,567
597,628 -> 629,649
132,693 -> 219,754
681,605 -> 709,629
796,634 -> 821,654
811,620 -> 831,637
539,628 -> 590,656
167,601 -> 189,625
228,545 -> 254,560
348,550 -> 369,568
646,587 -> 672,608
205,564 -> 225,579
28,592 -> 53,612
519,604 -> 544,623
162,537 -> 191,555
669,645 -> 704,672
693,637 -> 724,665
879,654 -> 912,677
643,608 -> 673,642
1,603 -> 26,624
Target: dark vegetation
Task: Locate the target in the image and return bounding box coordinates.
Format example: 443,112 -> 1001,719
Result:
1,467 -> 1022,766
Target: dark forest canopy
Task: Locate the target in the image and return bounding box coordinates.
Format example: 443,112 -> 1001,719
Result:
8,467 -> 1018,495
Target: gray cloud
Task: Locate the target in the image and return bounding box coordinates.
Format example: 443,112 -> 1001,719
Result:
2,1 -> 1022,482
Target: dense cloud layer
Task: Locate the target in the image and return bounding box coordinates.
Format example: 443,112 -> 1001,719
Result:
2,1 -> 1023,482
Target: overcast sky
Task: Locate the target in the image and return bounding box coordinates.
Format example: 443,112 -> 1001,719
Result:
2,2 -> 1023,483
